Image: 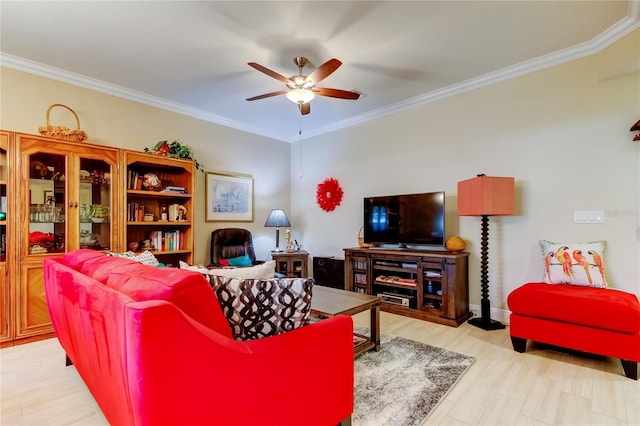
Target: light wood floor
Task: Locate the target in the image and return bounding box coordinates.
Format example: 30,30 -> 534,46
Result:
1,311 -> 639,425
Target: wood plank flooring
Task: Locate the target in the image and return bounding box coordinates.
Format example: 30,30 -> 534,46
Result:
1,311 -> 638,425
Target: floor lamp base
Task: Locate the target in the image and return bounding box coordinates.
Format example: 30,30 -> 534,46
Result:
468,317 -> 506,331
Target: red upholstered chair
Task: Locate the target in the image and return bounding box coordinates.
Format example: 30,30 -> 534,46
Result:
508,282 -> 640,379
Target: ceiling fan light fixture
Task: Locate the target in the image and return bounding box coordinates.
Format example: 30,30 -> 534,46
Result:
247,57 -> 356,115
286,88 -> 315,104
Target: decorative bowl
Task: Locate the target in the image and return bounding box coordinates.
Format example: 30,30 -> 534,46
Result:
91,217 -> 107,224
142,173 -> 161,191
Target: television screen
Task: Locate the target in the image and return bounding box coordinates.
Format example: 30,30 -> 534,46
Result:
363,192 -> 445,247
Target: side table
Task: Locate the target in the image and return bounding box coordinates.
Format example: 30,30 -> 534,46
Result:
271,251 -> 309,278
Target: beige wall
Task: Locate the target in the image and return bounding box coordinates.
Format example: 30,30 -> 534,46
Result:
1,30 -> 638,320
291,30 -> 640,318
0,67 -> 291,264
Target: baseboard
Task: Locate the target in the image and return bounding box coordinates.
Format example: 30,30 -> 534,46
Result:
469,304 -> 511,325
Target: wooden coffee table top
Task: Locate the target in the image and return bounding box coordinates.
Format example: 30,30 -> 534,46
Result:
311,285 -> 382,317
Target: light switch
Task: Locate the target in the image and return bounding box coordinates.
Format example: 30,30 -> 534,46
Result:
574,210 -> 604,224
589,210 -> 604,223
574,211 -> 588,223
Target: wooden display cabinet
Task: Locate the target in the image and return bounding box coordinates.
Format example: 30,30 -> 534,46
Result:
271,251 -> 309,278
12,134 -> 119,344
343,247 -> 469,327
0,132 -> 198,347
123,150 -> 195,267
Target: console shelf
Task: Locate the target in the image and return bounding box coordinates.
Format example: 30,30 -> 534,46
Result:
344,247 -> 469,327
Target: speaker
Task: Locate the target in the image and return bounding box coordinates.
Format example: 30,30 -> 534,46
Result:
313,257 -> 345,289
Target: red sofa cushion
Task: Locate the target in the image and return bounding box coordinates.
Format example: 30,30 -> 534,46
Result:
105,263 -> 232,337
62,249 -> 108,271
79,253 -> 140,283
61,250 -> 232,337
508,282 -> 640,333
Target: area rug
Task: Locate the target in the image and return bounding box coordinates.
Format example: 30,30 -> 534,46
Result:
353,328 -> 475,426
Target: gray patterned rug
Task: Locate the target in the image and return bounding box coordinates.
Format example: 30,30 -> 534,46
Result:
354,328 -> 475,426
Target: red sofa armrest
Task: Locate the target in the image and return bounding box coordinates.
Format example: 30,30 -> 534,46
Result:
126,301 -> 354,426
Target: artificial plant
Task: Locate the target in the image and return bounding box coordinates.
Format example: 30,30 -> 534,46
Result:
144,139 -> 204,172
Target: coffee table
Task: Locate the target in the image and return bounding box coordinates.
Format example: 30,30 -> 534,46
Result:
311,286 -> 382,357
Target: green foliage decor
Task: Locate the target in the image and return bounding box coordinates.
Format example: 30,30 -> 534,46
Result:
144,139 -> 204,172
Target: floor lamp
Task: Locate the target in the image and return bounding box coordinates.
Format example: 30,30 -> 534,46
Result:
458,174 -> 515,331
264,209 -> 291,252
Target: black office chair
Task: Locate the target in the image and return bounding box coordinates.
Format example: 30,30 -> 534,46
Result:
209,228 -> 263,267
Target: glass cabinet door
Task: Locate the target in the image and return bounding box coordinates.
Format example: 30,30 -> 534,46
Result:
28,152 -> 67,255
78,156 -> 113,251
23,143 -> 116,255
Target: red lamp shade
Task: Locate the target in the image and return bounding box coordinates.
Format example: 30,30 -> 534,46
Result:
458,176 -> 515,216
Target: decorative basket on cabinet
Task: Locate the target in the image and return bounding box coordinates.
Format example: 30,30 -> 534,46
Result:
38,103 -> 88,142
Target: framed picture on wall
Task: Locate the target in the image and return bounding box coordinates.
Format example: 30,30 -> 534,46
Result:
205,171 -> 253,222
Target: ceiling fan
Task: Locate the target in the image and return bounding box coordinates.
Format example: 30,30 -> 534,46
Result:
246,57 -> 360,115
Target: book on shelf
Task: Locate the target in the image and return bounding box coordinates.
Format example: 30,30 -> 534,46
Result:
162,186 -> 188,194
127,202 -> 146,222
149,230 -> 184,252
127,170 -> 143,190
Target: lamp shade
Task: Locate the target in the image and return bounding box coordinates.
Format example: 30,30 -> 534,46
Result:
286,88 -> 316,104
264,209 -> 291,227
458,175 -> 515,216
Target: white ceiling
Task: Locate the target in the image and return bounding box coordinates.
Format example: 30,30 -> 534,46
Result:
1,1 -> 638,142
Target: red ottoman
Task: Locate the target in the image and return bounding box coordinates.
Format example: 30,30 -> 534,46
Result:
508,282 -> 640,379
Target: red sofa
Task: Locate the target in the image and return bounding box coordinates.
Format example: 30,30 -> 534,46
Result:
43,249 -> 354,425
508,282 -> 640,379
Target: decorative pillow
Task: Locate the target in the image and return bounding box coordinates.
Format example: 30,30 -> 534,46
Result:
107,250 -> 160,266
218,259 -> 230,266
539,240 -> 608,287
225,254 -> 253,267
208,276 -> 313,341
179,260 -> 276,280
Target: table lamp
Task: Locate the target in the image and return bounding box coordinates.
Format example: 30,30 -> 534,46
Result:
264,209 -> 291,252
458,174 -> 515,330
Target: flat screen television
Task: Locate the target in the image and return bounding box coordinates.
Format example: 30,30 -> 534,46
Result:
363,191 -> 445,248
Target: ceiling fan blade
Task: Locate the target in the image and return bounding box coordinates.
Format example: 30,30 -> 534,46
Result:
247,62 -> 292,84
246,90 -> 288,101
299,102 -> 310,115
305,58 -> 342,85
315,87 -> 360,100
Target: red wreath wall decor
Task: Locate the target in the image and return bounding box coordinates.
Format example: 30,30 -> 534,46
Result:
316,178 -> 344,212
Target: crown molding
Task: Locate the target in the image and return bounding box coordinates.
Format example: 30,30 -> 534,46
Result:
0,52 -> 285,142
2,8 -> 638,144
297,13 -> 640,142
